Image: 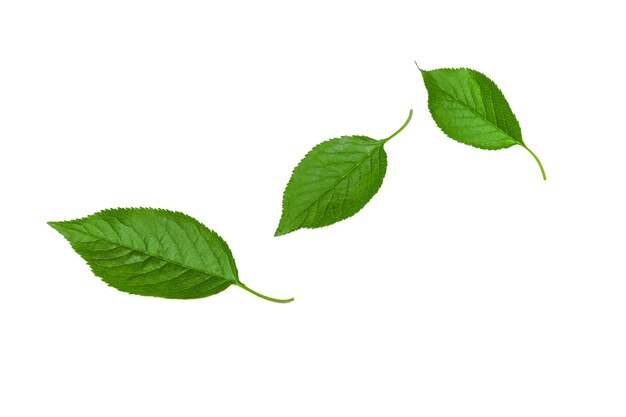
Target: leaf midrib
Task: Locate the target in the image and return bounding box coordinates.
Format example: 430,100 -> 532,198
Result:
59,223 -> 236,285
291,139 -> 385,228
428,76 -> 521,146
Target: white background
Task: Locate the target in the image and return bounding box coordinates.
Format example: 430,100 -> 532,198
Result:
1,1 -> 625,416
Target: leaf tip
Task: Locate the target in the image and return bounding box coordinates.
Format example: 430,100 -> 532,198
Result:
273,225 -> 289,237
274,214 -> 298,237
47,220 -> 62,230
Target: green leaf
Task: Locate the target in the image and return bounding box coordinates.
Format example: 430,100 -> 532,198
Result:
418,64 -> 546,180
48,208 -> 293,303
275,110 -> 413,236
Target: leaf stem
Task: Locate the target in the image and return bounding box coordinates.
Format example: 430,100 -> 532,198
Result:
520,144 -> 547,180
382,109 -> 413,143
235,282 -> 294,304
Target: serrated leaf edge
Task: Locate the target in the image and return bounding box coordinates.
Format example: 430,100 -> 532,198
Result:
49,207 -> 295,303
274,136 -> 387,236
420,67 -> 521,151
419,67 -> 546,179
48,208 -> 237,299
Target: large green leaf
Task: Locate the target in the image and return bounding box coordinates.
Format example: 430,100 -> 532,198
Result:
276,110 -> 412,236
419,65 -> 546,179
49,208 -> 293,303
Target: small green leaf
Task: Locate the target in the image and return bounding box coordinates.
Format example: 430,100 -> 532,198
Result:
49,208 -> 293,303
418,64 -> 546,180
276,110 -> 413,236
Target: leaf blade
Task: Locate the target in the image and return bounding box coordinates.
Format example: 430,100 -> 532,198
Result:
275,135 -> 388,236
48,208 -> 238,299
421,67 -> 521,150
420,66 -> 545,179
275,110 -> 412,236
